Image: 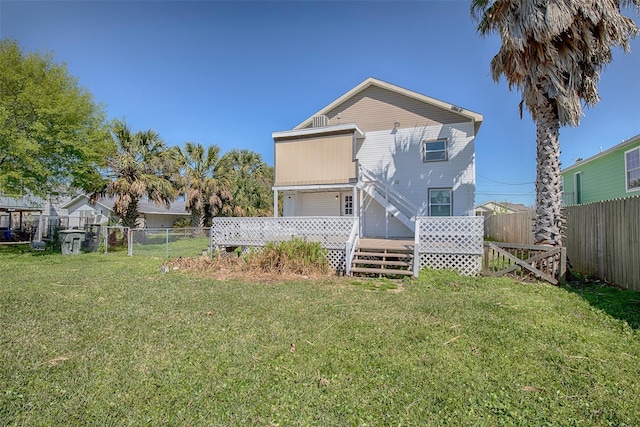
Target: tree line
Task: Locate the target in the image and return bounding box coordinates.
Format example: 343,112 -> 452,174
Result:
1,39 -> 273,228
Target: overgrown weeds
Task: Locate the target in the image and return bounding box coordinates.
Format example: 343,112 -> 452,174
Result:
250,238 -> 329,275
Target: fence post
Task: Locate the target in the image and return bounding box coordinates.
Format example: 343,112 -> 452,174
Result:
127,228 -> 133,256
209,225 -> 214,257
104,226 -> 108,254
165,229 -> 169,258
413,218 -> 420,278
559,247 -> 567,285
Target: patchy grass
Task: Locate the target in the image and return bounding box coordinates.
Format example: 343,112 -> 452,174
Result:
1,250 -> 639,425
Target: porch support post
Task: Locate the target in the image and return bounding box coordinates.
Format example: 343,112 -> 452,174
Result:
359,188 -> 364,236
352,186 -> 357,218
273,189 -> 278,218
36,211 -> 43,242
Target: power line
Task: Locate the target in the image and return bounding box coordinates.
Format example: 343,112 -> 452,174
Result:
477,173 -> 534,186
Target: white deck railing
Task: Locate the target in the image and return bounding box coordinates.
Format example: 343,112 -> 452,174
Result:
211,216 -> 356,271
210,216 -> 484,276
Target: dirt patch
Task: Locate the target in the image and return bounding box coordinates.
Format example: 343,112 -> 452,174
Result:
162,255 -> 336,284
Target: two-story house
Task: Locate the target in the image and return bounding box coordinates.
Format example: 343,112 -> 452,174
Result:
272,77 -> 483,239
562,133 -> 640,205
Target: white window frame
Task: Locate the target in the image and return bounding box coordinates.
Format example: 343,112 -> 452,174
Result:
343,194 -> 353,216
423,139 -> 448,162
625,147 -> 640,192
428,188 -> 452,216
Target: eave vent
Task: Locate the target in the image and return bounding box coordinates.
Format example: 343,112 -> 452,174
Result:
312,115 -> 329,128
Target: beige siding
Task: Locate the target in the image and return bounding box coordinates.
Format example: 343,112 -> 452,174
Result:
304,86 -> 466,133
275,134 -> 355,186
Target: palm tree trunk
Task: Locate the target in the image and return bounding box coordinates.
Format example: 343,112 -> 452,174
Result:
534,100 -> 564,246
122,199 -> 140,229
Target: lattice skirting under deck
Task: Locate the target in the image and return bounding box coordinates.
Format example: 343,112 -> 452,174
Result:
418,253 -> 482,277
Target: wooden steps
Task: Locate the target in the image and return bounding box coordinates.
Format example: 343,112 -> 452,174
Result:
350,240 -> 415,277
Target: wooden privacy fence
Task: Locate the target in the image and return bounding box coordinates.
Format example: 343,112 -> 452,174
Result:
564,197 -> 640,291
484,211 -> 534,245
483,242 -> 567,285
483,197 -> 640,290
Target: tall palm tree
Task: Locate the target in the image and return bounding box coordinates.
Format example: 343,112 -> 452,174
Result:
219,149 -> 273,217
471,0 -> 639,246
97,120 -> 180,228
179,142 -> 232,227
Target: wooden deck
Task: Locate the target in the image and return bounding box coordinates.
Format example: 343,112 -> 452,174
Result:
358,238 -> 414,251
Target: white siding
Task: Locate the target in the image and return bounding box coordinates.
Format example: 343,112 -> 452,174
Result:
361,193 -> 413,238
144,214 -> 185,228
298,192 -> 341,216
357,122 -> 476,218
65,198 -> 109,228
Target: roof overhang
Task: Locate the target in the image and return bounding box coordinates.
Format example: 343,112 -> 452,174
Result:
294,77 -> 484,134
562,133 -> 640,173
273,123 -> 365,141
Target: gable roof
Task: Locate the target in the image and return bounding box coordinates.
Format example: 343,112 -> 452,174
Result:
294,77 -> 483,134
562,133 -> 640,173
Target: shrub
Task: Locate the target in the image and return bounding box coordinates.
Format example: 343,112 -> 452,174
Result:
252,238 -> 329,275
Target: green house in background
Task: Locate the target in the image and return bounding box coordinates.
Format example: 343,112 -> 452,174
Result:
561,133 -> 640,205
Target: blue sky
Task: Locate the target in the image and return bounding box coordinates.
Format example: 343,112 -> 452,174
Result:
2,1 -> 639,206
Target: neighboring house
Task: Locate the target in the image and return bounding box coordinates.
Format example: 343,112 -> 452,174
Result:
272,77 -> 483,238
475,201 -> 531,217
0,193 -> 46,241
561,133 -> 640,205
63,195 -> 191,229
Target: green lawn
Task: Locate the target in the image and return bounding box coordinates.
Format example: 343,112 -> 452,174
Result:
2,246 -> 639,425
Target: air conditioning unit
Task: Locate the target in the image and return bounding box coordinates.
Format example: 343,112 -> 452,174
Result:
312,115 -> 328,128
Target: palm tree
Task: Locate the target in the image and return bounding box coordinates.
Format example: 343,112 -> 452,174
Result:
471,0 -> 639,246
178,142 -> 232,227
97,120 -> 180,228
219,149 -> 273,217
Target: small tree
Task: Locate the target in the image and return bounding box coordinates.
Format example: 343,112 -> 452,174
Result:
96,121 -> 180,228
219,149 -> 274,217
179,142 -> 232,227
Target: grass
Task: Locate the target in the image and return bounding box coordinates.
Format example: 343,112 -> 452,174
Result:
1,247 -> 640,425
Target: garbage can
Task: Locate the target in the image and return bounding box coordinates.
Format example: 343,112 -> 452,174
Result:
59,230 -> 86,255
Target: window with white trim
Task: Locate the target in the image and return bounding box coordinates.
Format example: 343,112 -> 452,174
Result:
429,189 -> 452,216
423,139 -> 448,162
343,195 -> 353,215
625,147 -> 640,191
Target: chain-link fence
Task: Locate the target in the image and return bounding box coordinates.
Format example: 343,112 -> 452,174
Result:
104,227 -> 211,258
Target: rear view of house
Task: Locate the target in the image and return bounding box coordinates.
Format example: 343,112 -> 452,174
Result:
272,77 -> 483,238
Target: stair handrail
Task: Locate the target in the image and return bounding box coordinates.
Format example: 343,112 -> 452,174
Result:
358,165 -> 419,219
345,217 -> 359,275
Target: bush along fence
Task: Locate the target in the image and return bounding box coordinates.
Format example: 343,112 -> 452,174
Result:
211,216 -> 485,277
103,226 -> 212,258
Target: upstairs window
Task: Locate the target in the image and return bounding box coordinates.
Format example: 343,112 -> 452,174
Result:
626,147 -> 640,191
423,139 -> 448,162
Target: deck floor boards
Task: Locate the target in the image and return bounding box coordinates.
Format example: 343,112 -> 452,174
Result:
358,238 -> 414,251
